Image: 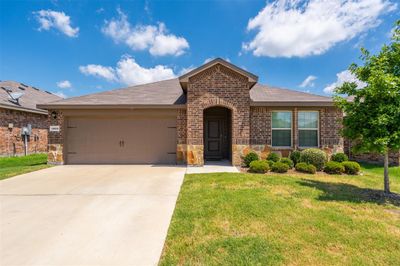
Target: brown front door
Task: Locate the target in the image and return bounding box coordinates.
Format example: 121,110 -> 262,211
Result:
204,107 -> 230,161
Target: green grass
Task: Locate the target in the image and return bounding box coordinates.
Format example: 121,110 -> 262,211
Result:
160,164 -> 400,265
0,154 -> 51,181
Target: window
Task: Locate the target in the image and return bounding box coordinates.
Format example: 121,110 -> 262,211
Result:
298,111 -> 319,147
272,111 -> 292,147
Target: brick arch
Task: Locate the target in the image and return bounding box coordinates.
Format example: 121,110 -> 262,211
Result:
200,98 -> 236,111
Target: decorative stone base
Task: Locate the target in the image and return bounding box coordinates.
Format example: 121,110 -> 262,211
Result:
187,145 -> 204,166
177,144 -> 187,164
48,144 -> 64,165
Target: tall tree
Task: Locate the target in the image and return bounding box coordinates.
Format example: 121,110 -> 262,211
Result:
334,20 -> 400,195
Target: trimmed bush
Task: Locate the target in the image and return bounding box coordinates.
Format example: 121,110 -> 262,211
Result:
290,150 -> 301,165
266,160 -> 275,168
249,160 -> 270,173
331,152 -> 349,163
342,161 -> 361,175
280,157 -> 294,169
324,161 -> 345,175
299,148 -> 328,171
244,152 -> 259,167
267,152 -> 281,162
295,162 -> 316,174
271,162 -> 289,173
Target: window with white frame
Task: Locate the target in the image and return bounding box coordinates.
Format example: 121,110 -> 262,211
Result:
271,111 -> 292,147
298,111 -> 319,147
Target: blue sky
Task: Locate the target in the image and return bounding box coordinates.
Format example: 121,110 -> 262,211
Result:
0,0 -> 398,98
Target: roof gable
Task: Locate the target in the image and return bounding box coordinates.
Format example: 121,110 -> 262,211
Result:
179,58 -> 258,90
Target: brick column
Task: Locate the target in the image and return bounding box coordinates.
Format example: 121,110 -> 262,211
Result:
47,110 -> 64,165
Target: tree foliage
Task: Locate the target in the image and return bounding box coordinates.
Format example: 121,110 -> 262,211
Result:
334,20 -> 400,155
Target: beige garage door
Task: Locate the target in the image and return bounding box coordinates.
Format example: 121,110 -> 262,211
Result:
66,116 -> 177,164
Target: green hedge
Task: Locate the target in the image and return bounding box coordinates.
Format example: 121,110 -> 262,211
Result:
299,148 -> 327,171
249,160 -> 269,173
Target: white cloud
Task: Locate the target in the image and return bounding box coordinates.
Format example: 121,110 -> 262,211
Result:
79,64 -> 117,81
54,91 -> 67,98
243,0 -> 396,58
34,10 -> 79,37
79,55 -> 176,86
179,66 -> 195,76
324,70 -> 367,94
56,80 -> 71,89
102,9 -> 189,56
299,75 -> 317,88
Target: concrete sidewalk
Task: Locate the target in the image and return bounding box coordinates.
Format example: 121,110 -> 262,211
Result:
0,165 -> 186,266
186,160 -> 240,174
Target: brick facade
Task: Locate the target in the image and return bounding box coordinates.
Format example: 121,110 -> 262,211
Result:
47,110 -> 64,164
0,108 -> 48,156
185,63 -> 251,165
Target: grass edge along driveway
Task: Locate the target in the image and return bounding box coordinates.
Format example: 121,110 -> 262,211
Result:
160,164 -> 400,265
0,153 -> 51,181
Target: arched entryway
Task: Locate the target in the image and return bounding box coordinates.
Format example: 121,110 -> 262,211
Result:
203,106 -> 232,162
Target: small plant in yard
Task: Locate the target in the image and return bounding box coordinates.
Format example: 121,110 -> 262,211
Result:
271,161 -> 289,173
324,161 -> 345,175
266,160 -> 275,168
280,157 -> 294,169
342,161 -> 361,175
243,152 -> 259,167
290,150 -> 301,165
249,160 -> 269,173
267,152 -> 281,162
331,152 -> 349,162
299,148 -> 327,171
295,162 -> 316,174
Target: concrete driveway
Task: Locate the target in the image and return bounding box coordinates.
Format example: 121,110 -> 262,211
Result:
0,165 -> 186,266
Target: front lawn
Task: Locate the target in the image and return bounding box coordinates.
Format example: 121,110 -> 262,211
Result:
0,154 -> 51,181
160,164 -> 400,265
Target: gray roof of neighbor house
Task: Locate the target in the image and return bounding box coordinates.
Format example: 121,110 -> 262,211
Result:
0,81 -> 62,114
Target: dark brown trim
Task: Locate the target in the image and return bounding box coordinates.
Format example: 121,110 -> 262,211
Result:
37,104 -> 187,110
250,101 -> 334,107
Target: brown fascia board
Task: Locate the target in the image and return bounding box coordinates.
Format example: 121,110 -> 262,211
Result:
0,103 -> 48,114
250,101 -> 335,107
36,104 -> 187,110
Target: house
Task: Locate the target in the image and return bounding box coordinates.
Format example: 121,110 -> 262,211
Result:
0,81 -> 61,156
38,58 -> 344,165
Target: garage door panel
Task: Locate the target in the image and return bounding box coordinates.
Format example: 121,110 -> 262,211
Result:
66,116 -> 176,164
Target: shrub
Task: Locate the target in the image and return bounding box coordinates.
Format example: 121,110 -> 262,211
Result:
290,150 -> 301,165
331,152 -> 349,163
244,152 -> 259,167
267,152 -> 281,162
324,161 -> 345,175
295,162 -> 316,174
271,162 -> 289,173
266,160 -> 275,168
342,161 -> 361,175
280,157 -> 294,169
299,148 -> 327,171
249,160 -> 270,173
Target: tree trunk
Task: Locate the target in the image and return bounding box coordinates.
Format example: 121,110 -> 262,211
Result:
384,150 -> 391,195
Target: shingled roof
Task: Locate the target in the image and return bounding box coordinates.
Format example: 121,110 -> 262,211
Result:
0,81 -> 61,114
38,60 -> 334,109
39,78 -> 186,109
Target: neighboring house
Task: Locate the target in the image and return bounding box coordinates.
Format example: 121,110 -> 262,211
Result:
0,81 -> 61,156
39,58 -> 344,166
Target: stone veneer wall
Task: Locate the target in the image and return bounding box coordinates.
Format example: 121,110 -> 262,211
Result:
47,109 -> 64,164
186,64 -> 251,166
0,108 -> 48,156
176,109 -> 187,164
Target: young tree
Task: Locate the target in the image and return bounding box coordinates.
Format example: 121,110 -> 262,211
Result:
334,20 -> 400,195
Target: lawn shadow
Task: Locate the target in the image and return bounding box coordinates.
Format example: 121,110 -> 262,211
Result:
298,179 -> 400,207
